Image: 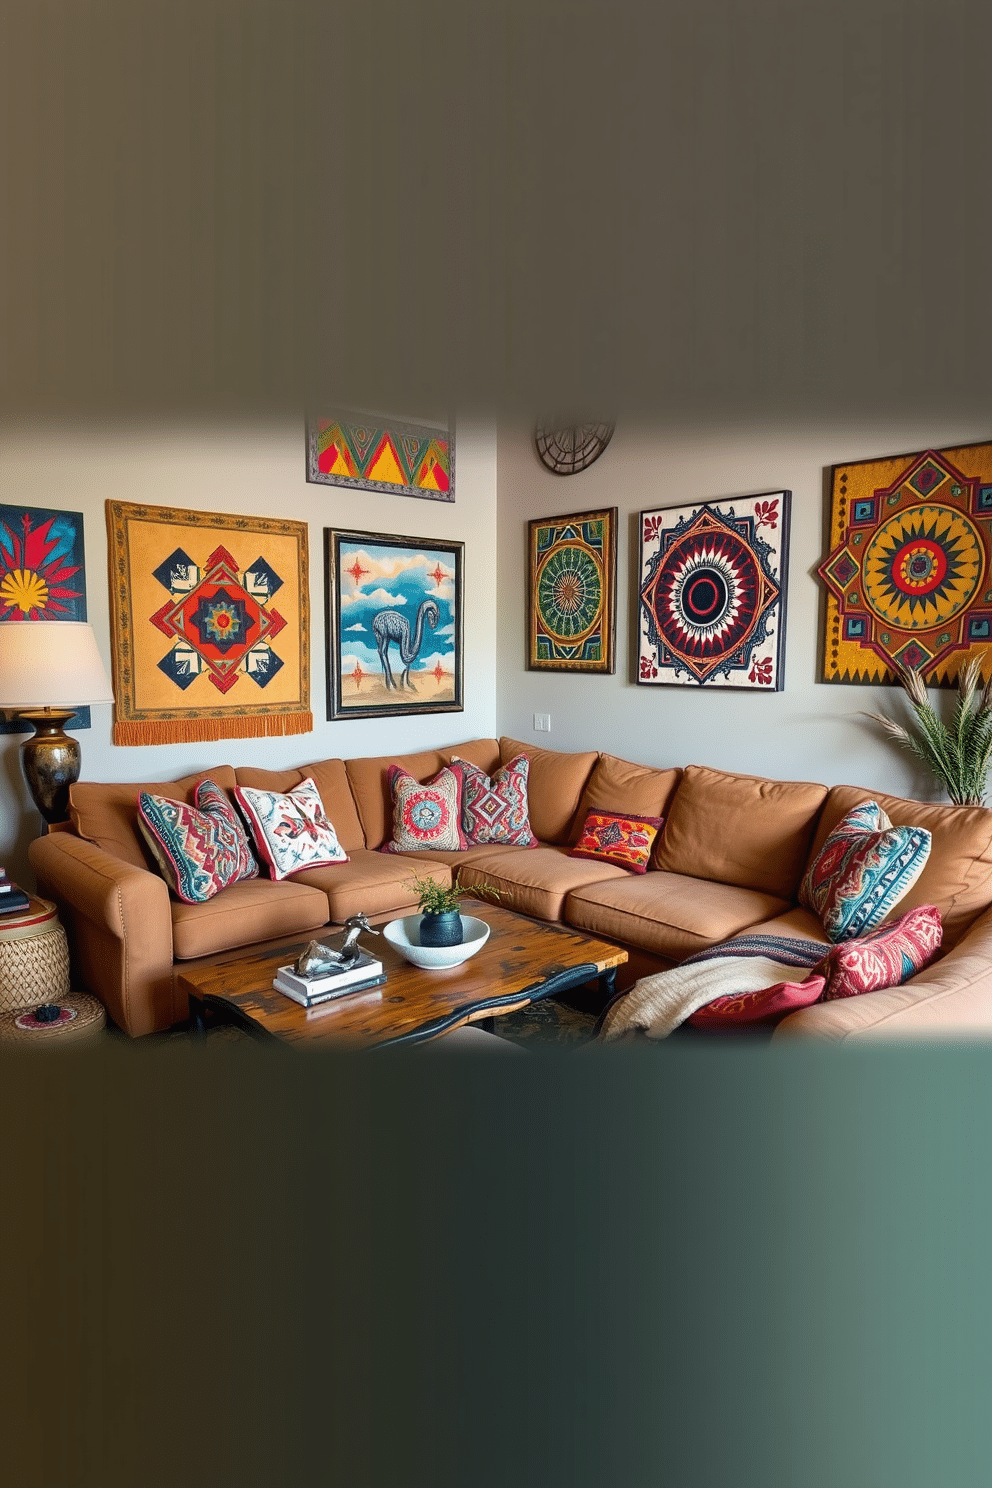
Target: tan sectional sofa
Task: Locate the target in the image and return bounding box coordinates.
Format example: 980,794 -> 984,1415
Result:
28,735 -> 992,1041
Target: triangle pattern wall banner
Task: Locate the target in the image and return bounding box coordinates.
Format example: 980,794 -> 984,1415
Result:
307,410 -> 454,502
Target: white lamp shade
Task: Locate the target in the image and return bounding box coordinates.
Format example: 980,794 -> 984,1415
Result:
0,621 -> 115,708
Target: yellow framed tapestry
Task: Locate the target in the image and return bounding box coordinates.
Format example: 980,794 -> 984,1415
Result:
819,440 -> 992,686
107,501 -> 311,745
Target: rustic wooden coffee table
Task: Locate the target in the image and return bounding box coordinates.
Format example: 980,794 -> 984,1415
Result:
178,899 -> 627,1049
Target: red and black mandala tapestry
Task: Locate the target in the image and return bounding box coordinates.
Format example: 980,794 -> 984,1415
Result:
819,441 -> 992,685
637,492 -> 790,690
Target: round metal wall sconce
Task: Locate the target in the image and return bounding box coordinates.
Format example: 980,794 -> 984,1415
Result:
533,421 -> 615,475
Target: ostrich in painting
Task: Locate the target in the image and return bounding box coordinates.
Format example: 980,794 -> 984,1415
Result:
371,598 -> 440,690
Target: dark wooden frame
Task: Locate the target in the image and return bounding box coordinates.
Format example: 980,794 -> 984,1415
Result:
527,507 -> 617,673
325,527 -> 464,721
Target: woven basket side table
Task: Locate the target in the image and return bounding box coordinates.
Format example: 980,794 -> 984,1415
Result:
0,896 -> 71,1014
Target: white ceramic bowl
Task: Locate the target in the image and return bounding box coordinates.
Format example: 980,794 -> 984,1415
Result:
382,914 -> 491,970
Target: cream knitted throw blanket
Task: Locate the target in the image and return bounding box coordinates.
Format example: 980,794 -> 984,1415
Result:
600,933 -> 826,1041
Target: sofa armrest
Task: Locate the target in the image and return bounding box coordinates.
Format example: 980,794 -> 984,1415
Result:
29,832 -> 177,1037
773,901 -> 992,1042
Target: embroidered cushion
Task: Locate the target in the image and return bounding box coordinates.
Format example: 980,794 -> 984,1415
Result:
570,808 -> 664,873
451,754 -> 536,846
688,975 -> 826,1029
380,765 -> 468,853
138,778 -> 259,904
798,800 -> 932,942
812,904 -> 943,1001
233,778 -> 349,880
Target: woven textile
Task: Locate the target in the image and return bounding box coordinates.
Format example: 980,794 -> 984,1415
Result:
138,779 -> 259,904
813,904 -> 943,1001
688,975 -> 826,1028
380,765 -> 467,853
570,808 -> 663,873
233,778 -> 348,880
601,933 -> 826,1040
452,754 -> 536,846
107,500 -> 311,745
799,801 -> 932,942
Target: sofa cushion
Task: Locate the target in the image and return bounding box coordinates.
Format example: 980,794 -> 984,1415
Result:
452,754 -> 537,846
457,846 -> 629,922
570,809 -> 664,873
688,976 -> 826,1029
799,801 -> 932,941
380,765 -> 467,853
654,765 -> 828,900
138,778 -> 259,903
569,754 -> 682,846
565,871 -> 792,961
291,850 -> 451,923
804,785 -> 992,950
234,778 -> 349,880
70,766 -> 240,871
346,740 -> 499,850
235,759 -> 366,851
498,737 -> 599,844
812,904 -> 943,1002
171,878 -> 329,960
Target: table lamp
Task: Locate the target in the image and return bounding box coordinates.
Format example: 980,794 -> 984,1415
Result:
0,621 -> 115,825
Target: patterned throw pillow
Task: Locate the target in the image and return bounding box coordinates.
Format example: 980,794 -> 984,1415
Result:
570,808 -> 664,873
138,778 -> 259,904
812,904 -> 943,1001
380,765 -> 468,853
799,800 -> 932,942
451,754 -> 536,846
233,778 -> 349,880
688,975 -> 826,1029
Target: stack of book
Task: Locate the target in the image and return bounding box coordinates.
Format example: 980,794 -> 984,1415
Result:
273,949 -> 386,1010
0,870 -> 31,917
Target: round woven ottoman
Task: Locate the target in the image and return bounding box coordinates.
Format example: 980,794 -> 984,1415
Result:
0,990 -> 106,1046
0,896 -> 71,1014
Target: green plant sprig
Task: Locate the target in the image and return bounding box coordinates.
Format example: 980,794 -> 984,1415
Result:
405,870 -> 501,916
866,660 -> 992,806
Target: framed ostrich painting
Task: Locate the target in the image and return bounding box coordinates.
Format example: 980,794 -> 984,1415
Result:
325,528 -> 464,720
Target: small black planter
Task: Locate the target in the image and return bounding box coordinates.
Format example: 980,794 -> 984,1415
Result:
419,911 -> 463,947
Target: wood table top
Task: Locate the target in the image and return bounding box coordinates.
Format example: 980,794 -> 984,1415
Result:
176,900 -> 627,1049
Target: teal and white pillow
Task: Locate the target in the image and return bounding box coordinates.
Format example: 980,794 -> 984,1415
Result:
799,800 -> 932,942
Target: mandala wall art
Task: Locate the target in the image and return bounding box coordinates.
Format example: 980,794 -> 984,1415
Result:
0,504 -> 91,734
325,528 -> 463,720
306,410 -> 454,502
637,492 -> 791,691
106,501 -> 311,745
819,440 -> 992,686
527,508 -> 617,672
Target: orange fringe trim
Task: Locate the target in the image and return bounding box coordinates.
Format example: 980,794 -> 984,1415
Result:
113,712 -> 313,746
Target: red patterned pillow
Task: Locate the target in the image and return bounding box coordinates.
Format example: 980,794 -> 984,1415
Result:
380,765 -> 468,853
812,904 -> 943,1001
569,809 -> 664,873
450,754 -> 537,846
137,778 -> 259,904
688,975 -> 826,1028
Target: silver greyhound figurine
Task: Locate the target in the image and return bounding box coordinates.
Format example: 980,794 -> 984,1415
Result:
294,912 -> 380,978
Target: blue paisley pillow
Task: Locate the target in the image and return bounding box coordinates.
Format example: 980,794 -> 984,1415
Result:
799,800 -> 932,942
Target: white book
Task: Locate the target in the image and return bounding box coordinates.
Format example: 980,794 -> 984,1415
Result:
304,985 -> 384,1021
276,951 -> 383,997
273,970 -> 387,1008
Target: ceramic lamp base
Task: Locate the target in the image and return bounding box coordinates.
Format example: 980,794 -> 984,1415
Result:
18,709 -> 80,826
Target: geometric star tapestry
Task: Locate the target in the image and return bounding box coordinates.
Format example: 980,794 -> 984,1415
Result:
527,508 -> 617,673
819,440 -> 992,686
106,501 -> 311,745
638,492 -> 790,690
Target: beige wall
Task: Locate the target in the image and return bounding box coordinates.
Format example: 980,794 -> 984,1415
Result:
1,416 -> 498,883
496,414 -> 991,795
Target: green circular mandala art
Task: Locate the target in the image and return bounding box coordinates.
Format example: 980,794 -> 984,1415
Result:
536,543 -> 603,642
